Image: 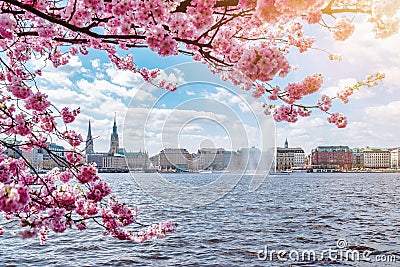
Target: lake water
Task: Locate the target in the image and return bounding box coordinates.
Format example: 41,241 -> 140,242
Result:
0,172 -> 399,266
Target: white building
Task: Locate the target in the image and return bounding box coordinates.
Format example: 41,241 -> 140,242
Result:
126,151 -> 149,171
276,139 -> 305,170
22,148 -> 43,172
102,154 -> 128,171
363,147 -> 390,169
293,149 -> 306,168
158,148 -> 191,172
390,149 -> 400,169
196,148 -> 225,171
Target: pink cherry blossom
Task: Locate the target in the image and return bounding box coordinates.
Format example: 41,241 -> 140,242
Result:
0,14 -> 16,39
328,112 -> 347,128
65,151 -> 84,165
0,183 -> 30,213
332,17 -> 355,41
318,95 -> 332,112
12,114 -> 32,136
25,92 -> 51,112
61,107 -> 80,124
63,130 -> 83,147
76,163 -> 98,184
87,180 -> 111,202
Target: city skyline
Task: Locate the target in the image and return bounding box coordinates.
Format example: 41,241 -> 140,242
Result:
28,17 -> 400,156
85,118 -> 399,157
5,121 -> 399,173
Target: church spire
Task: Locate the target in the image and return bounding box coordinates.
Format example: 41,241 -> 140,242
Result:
86,120 -> 94,154
113,112 -> 117,131
284,138 -> 288,148
109,113 -> 119,155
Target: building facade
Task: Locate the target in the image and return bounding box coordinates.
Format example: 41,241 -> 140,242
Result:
276,148 -> 306,170
352,148 -> 364,169
158,148 -> 191,172
294,149 -> 306,168
42,143 -> 66,170
311,146 -> 352,170
22,148 -> 44,172
196,148 -> 225,171
87,153 -> 105,168
390,149 -> 400,169
275,140 -> 305,171
102,154 -> 127,171
126,151 -> 149,171
276,147 -> 294,171
363,147 -> 390,169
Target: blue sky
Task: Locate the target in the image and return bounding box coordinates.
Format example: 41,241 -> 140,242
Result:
31,17 -> 400,156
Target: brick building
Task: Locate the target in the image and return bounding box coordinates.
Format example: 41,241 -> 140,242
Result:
311,146 -> 352,170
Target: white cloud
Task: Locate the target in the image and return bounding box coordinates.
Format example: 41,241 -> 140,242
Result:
121,102 -> 275,156
31,56 -> 84,88
351,89 -> 376,99
67,56 -> 83,69
320,78 -> 356,96
364,101 -> 400,128
378,66 -> 400,94
80,67 -> 90,73
42,87 -> 91,107
133,89 -> 156,102
200,87 -> 251,113
91,59 -> 100,68
320,77 -> 376,100
105,68 -> 144,87
40,72 -> 73,87
76,78 -> 139,99
155,68 -> 186,85
96,72 -> 105,79
179,124 -> 205,134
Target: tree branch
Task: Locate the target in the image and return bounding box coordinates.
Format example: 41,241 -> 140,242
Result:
322,7 -> 371,15
3,0 -> 146,40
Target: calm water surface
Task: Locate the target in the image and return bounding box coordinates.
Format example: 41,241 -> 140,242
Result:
0,173 -> 399,266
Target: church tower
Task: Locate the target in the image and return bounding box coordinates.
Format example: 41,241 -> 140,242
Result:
109,113 -> 119,155
86,120 -> 94,154
284,138 -> 288,148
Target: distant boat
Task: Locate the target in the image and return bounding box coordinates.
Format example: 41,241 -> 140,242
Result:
199,170 -> 212,174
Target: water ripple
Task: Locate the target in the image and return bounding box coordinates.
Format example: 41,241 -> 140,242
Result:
0,173 -> 399,266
